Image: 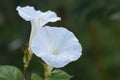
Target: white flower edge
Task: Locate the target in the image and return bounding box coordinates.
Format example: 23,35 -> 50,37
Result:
31,26 -> 82,68
16,6 -> 61,25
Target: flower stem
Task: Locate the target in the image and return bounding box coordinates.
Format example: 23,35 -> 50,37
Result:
43,64 -> 48,80
23,67 -> 27,80
23,46 -> 33,80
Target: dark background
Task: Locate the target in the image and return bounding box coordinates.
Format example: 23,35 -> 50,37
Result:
0,0 -> 120,80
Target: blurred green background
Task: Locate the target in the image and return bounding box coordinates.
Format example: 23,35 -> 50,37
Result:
0,0 -> 120,80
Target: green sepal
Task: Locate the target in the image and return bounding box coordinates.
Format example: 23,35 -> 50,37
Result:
31,73 -> 43,80
23,47 -> 33,69
48,69 -> 73,80
0,65 -> 23,80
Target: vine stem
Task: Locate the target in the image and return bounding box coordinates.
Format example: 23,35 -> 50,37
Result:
44,64 -> 48,80
23,67 -> 27,80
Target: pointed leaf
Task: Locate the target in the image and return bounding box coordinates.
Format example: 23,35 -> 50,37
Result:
48,69 -> 73,80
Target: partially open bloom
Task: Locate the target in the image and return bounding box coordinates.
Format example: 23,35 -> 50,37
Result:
31,26 -> 82,68
16,6 -> 61,48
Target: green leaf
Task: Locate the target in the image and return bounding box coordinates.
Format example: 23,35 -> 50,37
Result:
48,69 -> 73,80
0,65 -> 23,80
31,73 -> 43,80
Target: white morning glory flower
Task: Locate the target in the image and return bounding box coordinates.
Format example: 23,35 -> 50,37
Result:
16,6 -> 61,48
31,26 -> 82,68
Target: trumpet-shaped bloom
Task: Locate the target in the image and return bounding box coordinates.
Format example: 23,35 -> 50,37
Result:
16,6 -> 61,48
31,26 -> 82,68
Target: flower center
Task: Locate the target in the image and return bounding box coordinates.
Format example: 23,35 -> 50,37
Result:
51,49 -> 59,55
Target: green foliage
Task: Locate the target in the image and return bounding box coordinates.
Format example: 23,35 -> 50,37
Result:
0,65 -> 23,80
48,69 -> 73,80
31,73 -> 43,80
0,0 -> 120,80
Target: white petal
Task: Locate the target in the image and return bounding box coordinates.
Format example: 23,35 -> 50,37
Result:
31,26 -> 82,68
16,6 -> 41,21
16,6 -> 61,26
41,10 -> 61,23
